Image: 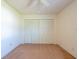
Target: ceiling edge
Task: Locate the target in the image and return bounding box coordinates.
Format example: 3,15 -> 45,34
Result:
2,0 -> 23,15
56,0 -> 75,14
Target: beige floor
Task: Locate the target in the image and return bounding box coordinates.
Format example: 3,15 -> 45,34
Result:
3,44 -> 75,59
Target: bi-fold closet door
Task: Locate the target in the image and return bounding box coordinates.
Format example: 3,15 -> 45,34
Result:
24,19 -> 55,44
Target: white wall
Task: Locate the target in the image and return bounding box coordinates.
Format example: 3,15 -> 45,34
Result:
56,1 -> 77,57
1,1 -> 22,58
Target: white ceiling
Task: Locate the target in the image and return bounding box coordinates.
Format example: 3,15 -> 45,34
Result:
5,0 -> 74,14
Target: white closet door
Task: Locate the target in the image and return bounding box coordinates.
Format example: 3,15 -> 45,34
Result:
24,20 -> 40,43
40,20 -> 55,43
31,20 -> 40,43
24,20 -> 32,43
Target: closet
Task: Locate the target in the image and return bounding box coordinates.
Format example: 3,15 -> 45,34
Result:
24,19 -> 56,44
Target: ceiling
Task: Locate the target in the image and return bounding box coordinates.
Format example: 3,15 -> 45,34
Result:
4,0 -> 74,14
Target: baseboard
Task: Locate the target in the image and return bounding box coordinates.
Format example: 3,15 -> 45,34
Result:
55,44 -> 76,59
2,44 -> 22,59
